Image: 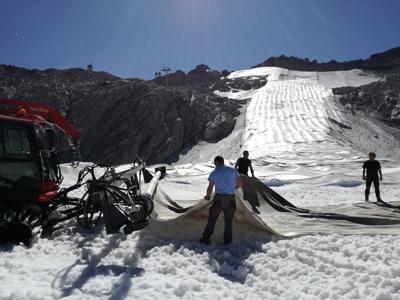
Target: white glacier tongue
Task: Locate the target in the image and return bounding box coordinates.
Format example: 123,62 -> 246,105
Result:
242,75 -> 351,160
227,67 -> 381,163
228,66 -> 381,89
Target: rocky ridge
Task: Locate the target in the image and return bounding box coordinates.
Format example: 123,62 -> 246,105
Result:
333,68 -> 400,126
153,64 -> 267,93
254,47 -> 400,72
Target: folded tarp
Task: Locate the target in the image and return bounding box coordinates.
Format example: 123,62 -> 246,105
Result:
152,176 -> 400,237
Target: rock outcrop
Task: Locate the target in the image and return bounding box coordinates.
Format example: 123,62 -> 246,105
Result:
153,64 -> 222,93
153,64 -> 267,94
333,69 -> 400,126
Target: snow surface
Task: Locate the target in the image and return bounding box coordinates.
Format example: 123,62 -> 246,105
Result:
213,88 -> 260,101
228,66 -> 381,89
1,67 -> 400,299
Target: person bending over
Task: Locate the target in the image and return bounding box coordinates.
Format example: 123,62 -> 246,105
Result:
235,150 -> 254,176
362,152 -> 383,202
200,156 -> 242,245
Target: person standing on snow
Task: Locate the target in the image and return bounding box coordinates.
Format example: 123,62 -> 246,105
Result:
200,156 -> 242,245
363,152 -> 383,202
235,150 -> 254,177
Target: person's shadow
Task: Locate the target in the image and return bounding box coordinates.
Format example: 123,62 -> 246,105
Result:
53,205 -> 274,299
52,225 -> 144,299
135,212 -> 274,284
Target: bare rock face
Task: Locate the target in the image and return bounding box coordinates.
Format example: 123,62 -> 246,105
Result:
0,65 -> 241,164
333,69 -> 400,126
71,80 -> 241,164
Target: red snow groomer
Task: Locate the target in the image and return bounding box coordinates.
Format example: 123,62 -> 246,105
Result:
0,98 -> 80,204
0,99 -> 159,246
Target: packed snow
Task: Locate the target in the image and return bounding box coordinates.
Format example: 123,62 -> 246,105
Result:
1,67 -> 400,299
227,67 -> 381,89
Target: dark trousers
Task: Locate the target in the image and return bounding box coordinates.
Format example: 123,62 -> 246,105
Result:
365,177 -> 380,200
202,194 -> 236,243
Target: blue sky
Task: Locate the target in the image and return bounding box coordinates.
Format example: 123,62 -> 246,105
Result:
1,0 -> 399,79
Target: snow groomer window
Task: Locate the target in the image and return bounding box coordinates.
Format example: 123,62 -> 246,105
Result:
1,124 -> 32,159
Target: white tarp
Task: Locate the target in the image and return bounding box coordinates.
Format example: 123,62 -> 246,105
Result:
152,177 -> 400,237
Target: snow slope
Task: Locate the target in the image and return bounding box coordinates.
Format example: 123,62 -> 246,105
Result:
228,67 -> 381,89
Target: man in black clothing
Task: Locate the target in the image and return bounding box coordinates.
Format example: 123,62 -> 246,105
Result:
235,151 -> 254,176
362,152 -> 383,202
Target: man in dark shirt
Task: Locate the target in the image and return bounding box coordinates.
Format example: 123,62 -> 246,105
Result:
362,152 -> 383,202
235,151 -> 254,176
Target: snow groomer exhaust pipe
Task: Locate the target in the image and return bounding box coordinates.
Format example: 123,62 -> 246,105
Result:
155,166 -> 167,179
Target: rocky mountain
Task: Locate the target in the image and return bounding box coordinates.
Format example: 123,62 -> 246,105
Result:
254,47 -> 400,72
1,47 -> 399,164
0,65 -> 242,164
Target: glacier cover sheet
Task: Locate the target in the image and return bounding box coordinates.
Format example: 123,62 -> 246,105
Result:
152,176 -> 400,236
